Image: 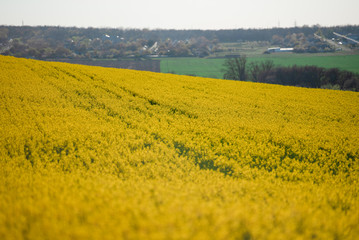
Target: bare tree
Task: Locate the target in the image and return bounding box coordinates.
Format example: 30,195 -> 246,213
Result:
249,60 -> 274,82
223,55 -> 247,80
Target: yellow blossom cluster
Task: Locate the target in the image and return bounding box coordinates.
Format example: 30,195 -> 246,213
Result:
0,55 -> 358,239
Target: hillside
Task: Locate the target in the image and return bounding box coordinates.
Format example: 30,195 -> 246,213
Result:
0,56 -> 358,239
1,25 -> 358,59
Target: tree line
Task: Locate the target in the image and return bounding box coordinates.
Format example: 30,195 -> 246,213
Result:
0,26 -> 220,59
1,25 -> 358,59
223,56 -> 359,91
2,25 -> 358,42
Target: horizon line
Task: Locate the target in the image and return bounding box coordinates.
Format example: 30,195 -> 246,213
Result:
1,23 -> 359,31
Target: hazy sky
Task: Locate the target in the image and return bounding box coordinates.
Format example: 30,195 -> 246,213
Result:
1,0 -> 359,29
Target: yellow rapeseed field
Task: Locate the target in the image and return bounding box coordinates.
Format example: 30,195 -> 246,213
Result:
0,55 -> 358,239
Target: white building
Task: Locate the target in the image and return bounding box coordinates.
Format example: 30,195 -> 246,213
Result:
267,47 -> 294,53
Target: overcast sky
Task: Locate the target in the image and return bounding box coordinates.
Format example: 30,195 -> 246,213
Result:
1,0 -> 359,29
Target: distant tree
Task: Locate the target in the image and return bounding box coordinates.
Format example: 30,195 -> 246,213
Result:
0,27 -> 9,44
8,39 -> 27,57
343,77 -> 359,91
271,35 -> 283,45
249,60 -> 275,82
91,38 -> 102,48
321,68 -> 340,85
27,38 -> 50,49
170,42 -> 191,57
223,55 -> 247,80
54,46 -> 72,58
309,46 -> 318,53
293,45 -> 306,53
103,40 -> 113,50
27,48 -> 41,58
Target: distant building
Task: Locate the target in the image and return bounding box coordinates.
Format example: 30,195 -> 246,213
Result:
267,47 -> 294,53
